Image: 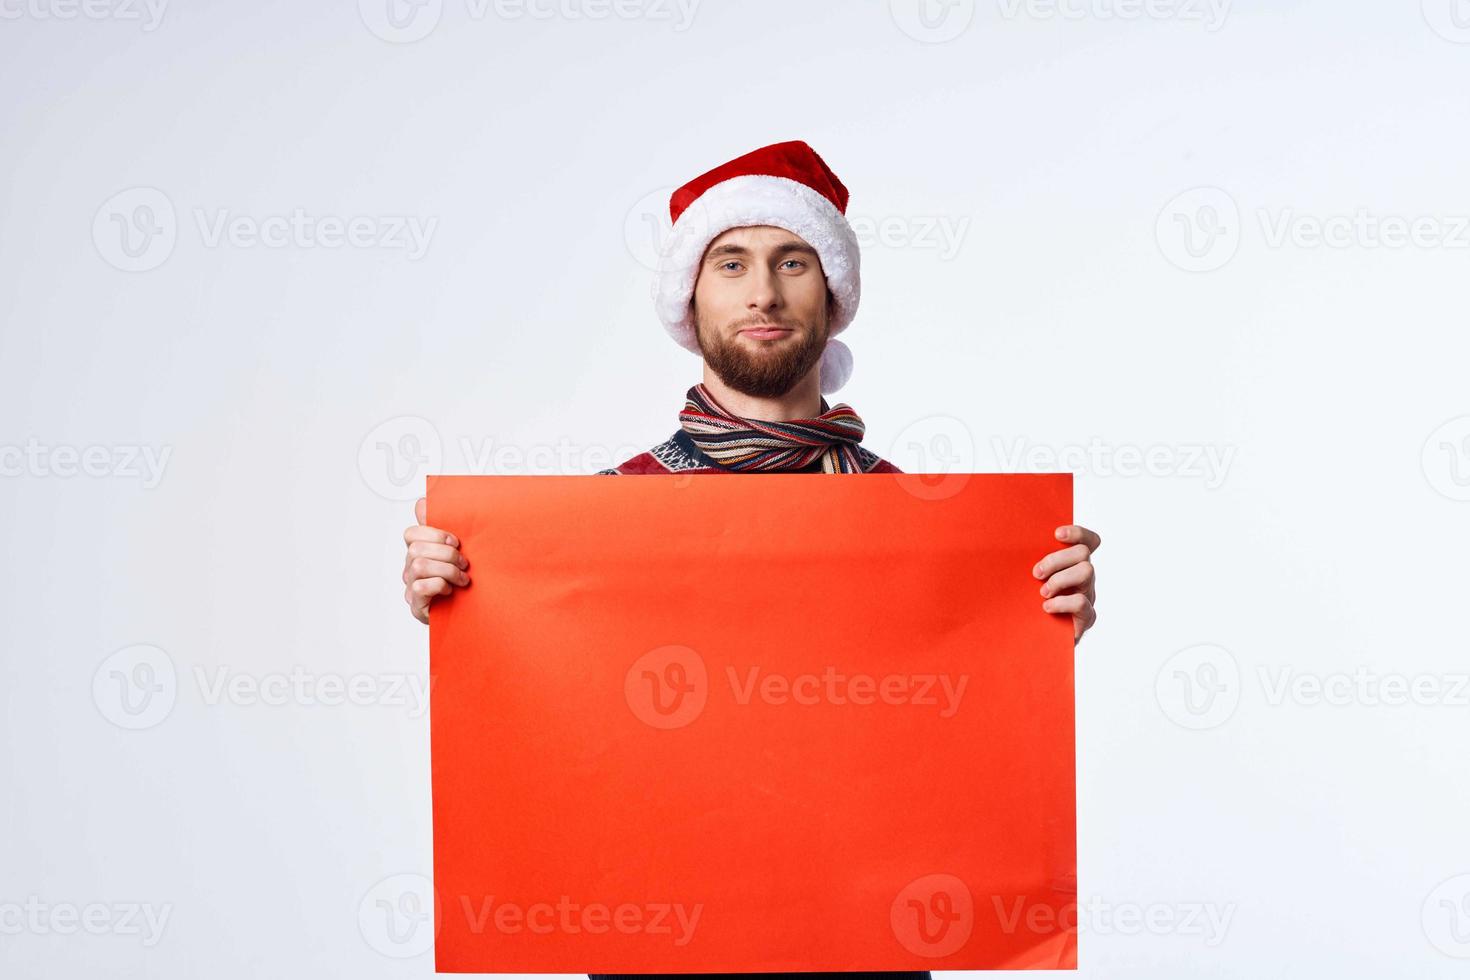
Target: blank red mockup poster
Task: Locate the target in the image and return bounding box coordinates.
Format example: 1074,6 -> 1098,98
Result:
429,472 -> 1076,973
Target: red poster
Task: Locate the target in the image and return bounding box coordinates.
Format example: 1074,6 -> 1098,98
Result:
429,472 -> 1076,973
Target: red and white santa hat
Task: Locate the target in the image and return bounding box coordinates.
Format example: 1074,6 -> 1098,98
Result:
652,140 -> 861,394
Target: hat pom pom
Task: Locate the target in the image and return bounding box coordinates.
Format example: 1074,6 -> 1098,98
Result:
819,337 -> 853,394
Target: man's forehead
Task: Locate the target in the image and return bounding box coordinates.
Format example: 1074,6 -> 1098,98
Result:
703,225 -> 816,254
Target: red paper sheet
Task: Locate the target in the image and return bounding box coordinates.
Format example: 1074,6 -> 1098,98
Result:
429,472 -> 1076,973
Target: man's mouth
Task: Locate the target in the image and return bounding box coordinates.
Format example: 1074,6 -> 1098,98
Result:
740,325 -> 793,340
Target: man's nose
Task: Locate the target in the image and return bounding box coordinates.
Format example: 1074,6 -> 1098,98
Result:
744,265 -> 782,313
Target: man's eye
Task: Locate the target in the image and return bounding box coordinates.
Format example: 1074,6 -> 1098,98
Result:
781,259 -> 805,270
720,261 -> 742,271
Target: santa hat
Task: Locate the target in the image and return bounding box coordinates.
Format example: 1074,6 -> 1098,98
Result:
652,140 -> 861,394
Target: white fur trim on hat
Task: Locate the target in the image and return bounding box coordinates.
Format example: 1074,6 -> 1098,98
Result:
653,173 -> 861,390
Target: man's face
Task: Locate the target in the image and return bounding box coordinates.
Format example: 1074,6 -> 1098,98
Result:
692,225 -> 832,399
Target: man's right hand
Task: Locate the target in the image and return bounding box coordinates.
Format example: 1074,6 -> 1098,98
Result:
403,496 -> 470,625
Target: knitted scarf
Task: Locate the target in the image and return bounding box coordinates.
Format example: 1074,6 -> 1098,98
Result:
678,383 -> 869,473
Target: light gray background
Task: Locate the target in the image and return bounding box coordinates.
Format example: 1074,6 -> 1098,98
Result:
3,0 -> 1469,976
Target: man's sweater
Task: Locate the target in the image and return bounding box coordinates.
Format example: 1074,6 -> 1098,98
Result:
597,428 -> 904,475
588,425 -> 926,980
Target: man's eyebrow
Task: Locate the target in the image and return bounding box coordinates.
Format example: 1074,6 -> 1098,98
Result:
704,241 -> 819,263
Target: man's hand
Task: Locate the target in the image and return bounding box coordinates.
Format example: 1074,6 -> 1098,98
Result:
403,496 -> 470,625
1033,524 -> 1100,646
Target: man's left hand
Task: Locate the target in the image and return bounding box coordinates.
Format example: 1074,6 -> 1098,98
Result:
1033,524 -> 1100,646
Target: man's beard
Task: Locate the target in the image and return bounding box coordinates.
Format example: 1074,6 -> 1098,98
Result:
694,308 -> 829,399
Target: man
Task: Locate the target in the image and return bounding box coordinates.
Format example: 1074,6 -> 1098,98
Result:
400,141 -> 1100,976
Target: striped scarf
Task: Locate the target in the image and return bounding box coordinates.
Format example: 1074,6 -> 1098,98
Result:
678,383 -> 870,473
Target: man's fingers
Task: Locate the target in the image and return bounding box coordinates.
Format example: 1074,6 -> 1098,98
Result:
1054,523 -> 1101,554
1040,560 -> 1093,598
1042,592 -> 1096,635
1032,543 -> 1091,580
414,496 -> 426,526
405,541 -> 468,569
406,559 -> 469,587
404,523 -> 460,549
410,576 -> 455,601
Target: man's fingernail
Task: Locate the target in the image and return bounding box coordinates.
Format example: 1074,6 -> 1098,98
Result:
447,535 -> 459,547
1055,527 -> 1067,540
